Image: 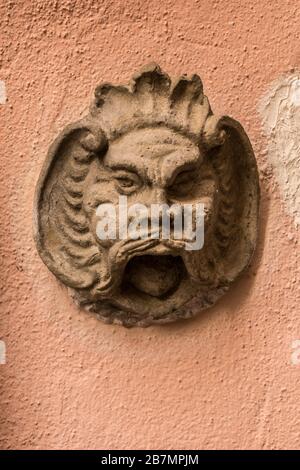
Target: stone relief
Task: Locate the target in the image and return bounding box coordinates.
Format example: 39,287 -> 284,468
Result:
34,64 -> 259,327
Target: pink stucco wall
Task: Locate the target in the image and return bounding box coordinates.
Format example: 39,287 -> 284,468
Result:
0,0 -> 299,449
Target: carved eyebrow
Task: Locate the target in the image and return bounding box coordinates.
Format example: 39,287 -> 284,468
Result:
146,147 -> 176,159
166,162 -> 199,186
106,163 -> 140,175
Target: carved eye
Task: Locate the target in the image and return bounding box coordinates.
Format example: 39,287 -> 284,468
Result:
116,177 -> 135,188
168,170 -> 197,196
113,171 -> 141,194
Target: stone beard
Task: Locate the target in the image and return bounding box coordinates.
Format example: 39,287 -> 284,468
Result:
34,64 -> 259,327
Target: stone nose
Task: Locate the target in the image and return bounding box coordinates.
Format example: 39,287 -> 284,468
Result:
129,186 -> 169,209
147,187 -> 168,206
126,186 -> 179,237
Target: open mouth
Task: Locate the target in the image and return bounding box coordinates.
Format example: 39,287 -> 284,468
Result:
122,254 -> 187,298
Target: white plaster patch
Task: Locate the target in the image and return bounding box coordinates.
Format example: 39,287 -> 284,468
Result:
0,80 -> 6,104
0,340 -> 6,364
259,74 -> 300,226
291,339 -> 300,365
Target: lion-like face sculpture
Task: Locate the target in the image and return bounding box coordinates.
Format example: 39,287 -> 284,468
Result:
34,64 -> 259,326
83,127 -> 216,310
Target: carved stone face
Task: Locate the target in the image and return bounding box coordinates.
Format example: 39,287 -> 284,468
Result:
82,126 -> 216,311
34,64 -> 259,326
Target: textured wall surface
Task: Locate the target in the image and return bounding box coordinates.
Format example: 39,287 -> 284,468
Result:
0,0 -> 300,450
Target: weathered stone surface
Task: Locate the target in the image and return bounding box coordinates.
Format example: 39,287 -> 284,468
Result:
34,64 -> 259,326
